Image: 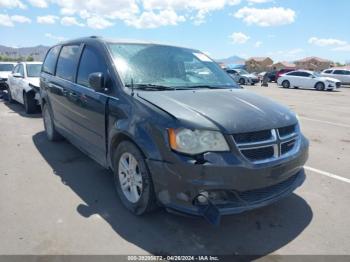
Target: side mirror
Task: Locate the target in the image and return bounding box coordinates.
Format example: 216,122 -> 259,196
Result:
88,72 -> 105,92
13,73 -> 23,78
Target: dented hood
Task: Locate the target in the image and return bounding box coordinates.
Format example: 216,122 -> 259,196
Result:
137,88 -> 297,134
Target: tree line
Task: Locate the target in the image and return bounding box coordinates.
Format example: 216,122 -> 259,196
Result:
0,55 -> 35,62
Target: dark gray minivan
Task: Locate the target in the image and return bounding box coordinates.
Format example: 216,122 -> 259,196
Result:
40,36 -> 308,224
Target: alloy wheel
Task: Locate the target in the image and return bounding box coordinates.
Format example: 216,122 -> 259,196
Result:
118,152 -> 143,203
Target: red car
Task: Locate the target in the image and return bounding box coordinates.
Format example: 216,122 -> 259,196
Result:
276,68 -> 295,79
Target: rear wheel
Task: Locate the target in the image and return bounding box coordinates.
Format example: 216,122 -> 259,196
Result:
23,91 -> 37,114
315,82 -> 325,91
113,141 -> 157,215
282,80 -> 290,88
43,103 -> 62,141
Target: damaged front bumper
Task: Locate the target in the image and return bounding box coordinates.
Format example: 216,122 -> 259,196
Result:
147,136 -> 308,224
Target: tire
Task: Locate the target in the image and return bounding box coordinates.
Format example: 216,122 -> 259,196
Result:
282,80 -> 290,88
23,91 -> 37,114
239,78 -> 245,85
7,88 -> 14,103
315,82 -> 325,91
113,141 -> 157,215
42,103 -> 62,141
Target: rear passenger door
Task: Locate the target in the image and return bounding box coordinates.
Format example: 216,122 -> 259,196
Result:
50,44 -> 81,133
64,44 -> 109,165
285,72 -> 299,86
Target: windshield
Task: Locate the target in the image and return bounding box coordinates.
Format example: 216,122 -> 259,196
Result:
26,64 -> 42,77
237,69 -> 249,75
0,64 -> 14,72
313,72 -> 321,77
108,43 -> 239,89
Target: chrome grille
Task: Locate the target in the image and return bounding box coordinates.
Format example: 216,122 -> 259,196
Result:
233,124 -> 299,163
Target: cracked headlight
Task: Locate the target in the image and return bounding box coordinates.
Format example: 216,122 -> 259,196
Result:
168,128 -> 229,155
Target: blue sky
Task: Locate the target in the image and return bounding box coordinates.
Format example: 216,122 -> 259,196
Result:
0,0 -> 349,63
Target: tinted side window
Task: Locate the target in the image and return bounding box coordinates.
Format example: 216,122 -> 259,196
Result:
77,46 -> 107,88
226,70 -> 237,74
344,70 -> 350,75
56,45 -> 80,82
42,46 -> 60,75
287,72 -> 299,76
324,70 -> 332,74
300,72 -> 311,77
333,70 -> 344,75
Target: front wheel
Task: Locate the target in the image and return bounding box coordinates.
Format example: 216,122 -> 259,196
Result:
23,92 -> 37,114
7,88 -> 14,103
282,80 -> 290,88
239,78 -> 245,85
113,141 -> 157,215
315,82 -> 325,91
43,103 -> 62,141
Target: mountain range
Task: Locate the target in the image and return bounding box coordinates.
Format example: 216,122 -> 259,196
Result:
0,44 -> 247,65
0,45 -> 50,61
216,55 -> 246,65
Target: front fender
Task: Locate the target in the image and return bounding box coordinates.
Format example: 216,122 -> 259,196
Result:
107,116 -> 167,169
23,83 -> 34,93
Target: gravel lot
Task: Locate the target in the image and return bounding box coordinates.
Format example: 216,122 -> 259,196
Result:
0,84 -> 349,257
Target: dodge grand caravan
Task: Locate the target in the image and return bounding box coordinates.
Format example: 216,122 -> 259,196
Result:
40,37 -> 309,224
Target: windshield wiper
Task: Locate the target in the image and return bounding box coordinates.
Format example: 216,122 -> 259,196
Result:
187,85 -> 233,89
125,83 -> 176,91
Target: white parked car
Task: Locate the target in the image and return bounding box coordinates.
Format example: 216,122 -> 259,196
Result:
321,68 -> 350,85
0,62 -> 16,91
226,69 -> 259,85
7,62 -> 42,113
277,70 -> 341,91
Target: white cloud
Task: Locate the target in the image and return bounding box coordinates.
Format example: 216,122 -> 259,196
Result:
61,16 -> 84,26
0,14 -> 13,26
37,15 -> 59,24
333,45 -> 350,52
60,8 -> 76,15
234,7 -> 295,27
247,0 -> 272,3
229,32 -> 250,44
28,0 -> 48,8
86,16 -> 114,29
45,33 -> 66,42
0,0 -> 26,9
10,15 -> 31,23
255,41 -> 262,48
308,37 -> 347,47
126,9 -> 185,29
0,14 -> 31,26
51,0 -> 241,28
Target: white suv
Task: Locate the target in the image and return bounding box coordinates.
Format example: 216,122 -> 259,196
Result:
321,68 -> 350,85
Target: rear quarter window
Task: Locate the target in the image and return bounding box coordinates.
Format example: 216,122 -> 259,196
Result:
42,46 -> 61,75
56,45 -> 80,82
